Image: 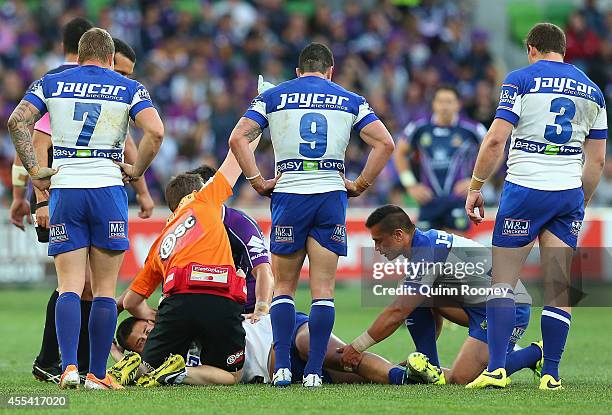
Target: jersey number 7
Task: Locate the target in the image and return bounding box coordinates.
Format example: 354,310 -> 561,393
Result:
73,102 -> 102,146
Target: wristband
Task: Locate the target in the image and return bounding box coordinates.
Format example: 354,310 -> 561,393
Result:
399,171 -> 417,188
469,175 -> 486,191
35,201 -> 49,210
355,175 -> 371,193
254,301 -> 270,314
11,164 -> 29,187
352,331 -> 376,353
246,172 -> 261,181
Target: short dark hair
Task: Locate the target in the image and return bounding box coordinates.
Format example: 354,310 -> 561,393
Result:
116,317 -> 139,351
433,84 -> 459,100
165,173 -> 204,212
186,165 -> 217,183
525,23 -> 566,56
113,37 -> 136,63
62,17 -> 94,55
365,205 -> 415,234
298,42 -> 334,74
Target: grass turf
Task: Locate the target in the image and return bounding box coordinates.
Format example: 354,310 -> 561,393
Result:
1,285 -> 611,414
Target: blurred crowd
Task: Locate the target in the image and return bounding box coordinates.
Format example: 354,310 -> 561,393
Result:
0,0 -> 611,208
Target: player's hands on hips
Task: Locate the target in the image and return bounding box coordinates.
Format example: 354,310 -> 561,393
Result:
337,344 -> 362,371
465,190 -> 485,224
114,161 -> 141,183
407,184 -> 433,205
35,205 -> 50,229
30,167 -> 56,194
8,198 -> 32,231
136,192 -> 155,219
250,174 -> 280,197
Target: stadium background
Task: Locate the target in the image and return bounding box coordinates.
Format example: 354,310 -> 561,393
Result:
0,0 -> 611,284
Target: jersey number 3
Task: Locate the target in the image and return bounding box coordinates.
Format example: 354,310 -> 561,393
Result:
74,102 -> 102,146
299,113 -> 328,158
544,97 -> 575,145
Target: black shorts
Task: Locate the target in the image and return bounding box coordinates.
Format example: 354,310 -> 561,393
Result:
141,293 -> 246,372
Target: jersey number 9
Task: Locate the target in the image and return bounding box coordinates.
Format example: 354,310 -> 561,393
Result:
544,97 -> 576,145
299,112 -> 328,158
74,102 -> 102,146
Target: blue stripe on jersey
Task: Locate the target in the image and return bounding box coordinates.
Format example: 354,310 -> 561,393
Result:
495,107 -> 519,126
52,146 -> 123,161
587,128 -> 608,139
354,113 -> 378,132
244,109 -> 268,129
24,93 -> 47,114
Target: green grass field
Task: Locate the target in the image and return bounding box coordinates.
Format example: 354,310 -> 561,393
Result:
1,285 -> 611,414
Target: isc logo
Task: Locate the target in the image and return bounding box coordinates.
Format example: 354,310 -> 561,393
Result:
159,215 -> 197,260
109,221 -> 126,239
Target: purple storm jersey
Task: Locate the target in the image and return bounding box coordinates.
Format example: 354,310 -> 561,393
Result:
223,206 -> 270,313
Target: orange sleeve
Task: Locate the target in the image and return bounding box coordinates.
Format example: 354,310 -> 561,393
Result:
195,171 -> 233,205
129,250 -> 163,298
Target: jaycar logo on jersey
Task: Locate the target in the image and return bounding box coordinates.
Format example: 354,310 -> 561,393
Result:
530,77 -> 596,96
274,226 -> 294,243
50,81 -> 127,98
571,220 -> 582,236
49,224 -> 69,243
277,93 -> 349,110
499,84 -> 518,108
502,218 -> 530,236
331,224 -> 346,244
109,221 -> 126,239
159,215 -> 196,260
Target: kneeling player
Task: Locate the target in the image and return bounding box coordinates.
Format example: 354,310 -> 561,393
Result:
340,205 -> 543,385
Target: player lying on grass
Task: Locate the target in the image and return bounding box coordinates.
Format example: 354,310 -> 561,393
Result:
108,312 -> 409,386
339,205 -> 543,385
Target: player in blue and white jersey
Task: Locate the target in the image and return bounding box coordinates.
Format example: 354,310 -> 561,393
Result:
7,28 -> 164,390
394,86 -> 486,234
229,43 -> 395,387
465,23 -> 607,390
339,205 -> 541,385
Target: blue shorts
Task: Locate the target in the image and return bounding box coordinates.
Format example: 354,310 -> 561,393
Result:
270,191 -> 347,256
464,304 -> 530,352
418,195 -> 469,232
290,312 -> 333,384
493,181 -> 584,249
48,186 -> 129,256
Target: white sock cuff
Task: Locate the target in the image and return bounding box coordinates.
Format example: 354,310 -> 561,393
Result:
542,309 -> 571,327
271,297 -> 294,308
311,300 -> 335,308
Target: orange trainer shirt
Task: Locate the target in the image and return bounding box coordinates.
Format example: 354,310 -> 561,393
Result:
130,172 -> 235,298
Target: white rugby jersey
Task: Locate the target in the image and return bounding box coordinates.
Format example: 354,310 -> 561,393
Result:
496,60 -> 607,191
244,75 -> 379,194
24,65 -> 154,188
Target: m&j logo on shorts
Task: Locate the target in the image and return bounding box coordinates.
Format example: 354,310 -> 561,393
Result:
502,218 -> 530,236
571,220 -> 582,236
331,224 -> 346,244
109,221 -> 126,239
274,226 -> 294,243
49,224 -> 69,243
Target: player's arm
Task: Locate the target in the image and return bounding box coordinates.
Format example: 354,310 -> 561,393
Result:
32,130 -> 52,229
124,133 -> 154,218
582,138 -> 606,205
347,120 -> 395,197
116,107 -> 164,182
123,289 -> 157,321
340,291 -> 425,368
220,134 -> 261,188
393,135 -> 432,205
247,262 -> 274,323
9,155 -> 31,231
228,117 -> 277,196
7,100 -> 56,190
465,118 -> 514,223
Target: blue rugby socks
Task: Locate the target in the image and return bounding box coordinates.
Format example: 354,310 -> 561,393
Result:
505,344 -> 542,375
55,292 -> 81,371
406,307 -> 440,367
486,284 -> 515,372
541,306 -> 571,380
304,298 -> 335,377
270,295 -> 296,372
88,297 -> 117,379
